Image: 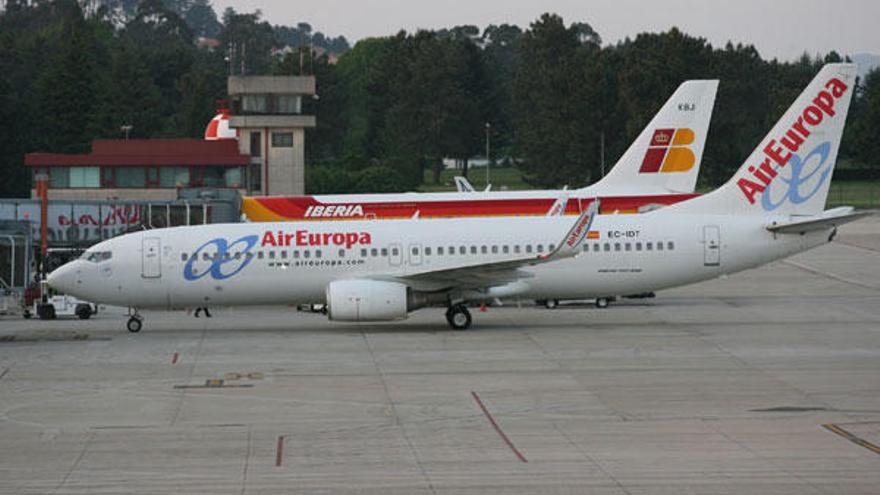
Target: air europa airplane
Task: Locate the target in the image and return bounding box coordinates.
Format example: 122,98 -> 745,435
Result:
48,64 -> 867,332
241,79 -> 719,222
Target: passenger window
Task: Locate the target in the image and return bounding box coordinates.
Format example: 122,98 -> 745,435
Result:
549,244 -> 555,251
471,246 -> 477,255
281,251 -> 287,259
502,245 -> 509,254
537,244 -> 544,253
636,242 -> 642,251
303,250 -> 310,258
246,252 -> 254,259
657,242 -> 664,251
481,246 -> 488,254
371,248 -> 378,257
258,251 -> 264,260
459,246 -> 466,255
392,247 -> 399,256
646,242 -> 653,251
361,248 -> 367,257
181,253 -> 188,261
526,245 -> 533,254
234,252 -> 242,260
412,247 -> 419,256
339,249 -> 345,257
315,250 -> 322,259
224,252 -> 231,260
293,251 -> 299,259
593,244 -> 599,252
604,243 -> 610,252
269,251 -> 276,259
381,248 -> 388,256
438,247 -> 444,255
614,243 -> 621,252
625,243 -> 631,252
514,245 -> 521,254
582,245 -> 589,252
425,247 -> 432,256
448,246 -> 454,254
491,246 -> 498,254
668,241 -> 675,250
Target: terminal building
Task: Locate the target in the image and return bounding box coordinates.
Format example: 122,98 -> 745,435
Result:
22,75 -> 316,201
1,75 -> 316,301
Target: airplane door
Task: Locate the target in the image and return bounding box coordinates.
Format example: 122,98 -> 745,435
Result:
409,243 -> 423,266
389,243 -> 403,266
703,225 -> 720,266
142,236 -> 162,278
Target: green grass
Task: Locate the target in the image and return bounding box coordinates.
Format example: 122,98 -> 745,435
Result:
826,180 -> 880,209
418,167 -> 532,192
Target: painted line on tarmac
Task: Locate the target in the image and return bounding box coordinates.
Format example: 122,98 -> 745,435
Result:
823,423 -> 880,455
782,260 -> 880,291
835,239 -> 880,254
471,391 -> 528,463
275,435 -> 285,467
0,367 -> 7,381
171,352 -> 179,365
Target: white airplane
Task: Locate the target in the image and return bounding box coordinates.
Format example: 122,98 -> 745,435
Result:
48,64 -> 866,333
241,79 -> 719,222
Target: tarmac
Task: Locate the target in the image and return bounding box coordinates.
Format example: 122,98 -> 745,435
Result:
1,216 -> 879,494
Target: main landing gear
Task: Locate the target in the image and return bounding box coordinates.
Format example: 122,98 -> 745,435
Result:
445,304 -> 472,330
127,308 -> 143,333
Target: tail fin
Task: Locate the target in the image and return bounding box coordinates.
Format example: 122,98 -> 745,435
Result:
669,63 -> 857,216
588,80 -> 718,194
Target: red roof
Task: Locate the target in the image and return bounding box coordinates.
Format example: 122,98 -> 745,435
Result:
25,139 -> 250,167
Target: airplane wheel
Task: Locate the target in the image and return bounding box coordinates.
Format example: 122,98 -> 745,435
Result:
595,297 -> 610,309
446,305 -> 472,330
126,317 -> 142,333
544,299 -> 559,309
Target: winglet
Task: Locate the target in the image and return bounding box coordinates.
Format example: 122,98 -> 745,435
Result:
453,176 -> 475,192
540,199 -> 600,261
546,195 -> 569,216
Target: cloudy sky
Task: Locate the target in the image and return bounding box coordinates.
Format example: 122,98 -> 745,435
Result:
211,0 -> 878,61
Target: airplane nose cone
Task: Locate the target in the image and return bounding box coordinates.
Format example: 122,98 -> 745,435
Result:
47,264 -> 77,294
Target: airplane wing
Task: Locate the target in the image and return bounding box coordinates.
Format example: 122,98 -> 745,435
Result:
377,200 -> 599,292
766,207 -> 872,234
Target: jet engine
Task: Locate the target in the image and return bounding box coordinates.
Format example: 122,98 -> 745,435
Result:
326,279 -> 409,322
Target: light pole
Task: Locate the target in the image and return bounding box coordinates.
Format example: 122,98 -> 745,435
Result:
485,122 -> 491,187
121,125 -> 133,140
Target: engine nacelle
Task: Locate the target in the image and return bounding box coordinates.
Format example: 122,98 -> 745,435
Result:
326,279 -> 409,322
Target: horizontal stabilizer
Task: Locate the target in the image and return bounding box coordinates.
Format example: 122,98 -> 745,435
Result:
766,207 -> 872,234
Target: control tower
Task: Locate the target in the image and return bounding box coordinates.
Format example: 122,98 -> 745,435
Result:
227,76 -> 316,195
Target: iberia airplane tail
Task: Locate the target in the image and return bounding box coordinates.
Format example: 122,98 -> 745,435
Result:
588,79 -> 718,195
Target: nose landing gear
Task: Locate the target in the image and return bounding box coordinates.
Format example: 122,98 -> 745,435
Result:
126,308 -> 143,333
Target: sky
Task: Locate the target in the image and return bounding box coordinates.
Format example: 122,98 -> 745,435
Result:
211,0 -> 879,61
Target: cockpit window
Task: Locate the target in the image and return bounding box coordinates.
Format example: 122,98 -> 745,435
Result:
83,251 -> 112,263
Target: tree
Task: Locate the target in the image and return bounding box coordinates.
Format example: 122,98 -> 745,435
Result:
35,3 -> 101,152
852,68 -> 880,173
512,13 -> 598,187
220,8 -> 275,75
95,42 -> 163,138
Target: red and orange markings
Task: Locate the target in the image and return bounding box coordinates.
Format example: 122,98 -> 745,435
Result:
639,128 -> 696,174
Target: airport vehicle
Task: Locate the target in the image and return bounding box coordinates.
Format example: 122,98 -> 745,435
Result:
47,64 -> 866,332
241,80 -> 719,222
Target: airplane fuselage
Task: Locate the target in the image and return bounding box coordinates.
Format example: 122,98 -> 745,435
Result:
54,213 -> 828,310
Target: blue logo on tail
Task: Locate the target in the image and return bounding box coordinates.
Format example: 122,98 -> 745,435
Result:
761,142 -> 832,211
